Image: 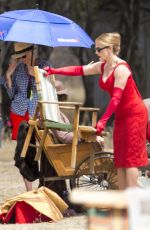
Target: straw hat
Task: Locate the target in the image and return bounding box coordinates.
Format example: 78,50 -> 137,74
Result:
55,80 -> 68,95
11,42 -> 34,59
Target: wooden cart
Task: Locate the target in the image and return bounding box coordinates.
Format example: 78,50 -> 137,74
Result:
21,66 -> 118,191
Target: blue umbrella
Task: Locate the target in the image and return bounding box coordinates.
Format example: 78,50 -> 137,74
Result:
0,9 -> 94,48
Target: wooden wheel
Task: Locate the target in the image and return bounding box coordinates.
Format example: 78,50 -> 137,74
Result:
71,152 -> 118,190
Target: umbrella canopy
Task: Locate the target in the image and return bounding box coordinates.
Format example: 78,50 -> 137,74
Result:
0,9 -> 94,48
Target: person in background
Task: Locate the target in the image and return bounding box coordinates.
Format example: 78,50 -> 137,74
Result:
143,98 -> 150,144
0,49 -> 3,147
0,42 -> 50,191
143,98 -> 150,177
39,80 -> 73,202
43,32 -> 148,190
0,102 -> 3,148
52,80 -> 74,143
40,80 -> 103,215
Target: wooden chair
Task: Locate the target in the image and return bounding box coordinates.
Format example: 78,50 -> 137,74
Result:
21,66 -> 117,190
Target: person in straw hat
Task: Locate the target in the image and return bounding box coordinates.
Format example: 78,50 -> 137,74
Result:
1,42 -> 50,139
0,49 -> 4,147
0,42 -> 50,191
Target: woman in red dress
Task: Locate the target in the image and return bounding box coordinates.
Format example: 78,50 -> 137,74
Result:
43,32 -> 148,189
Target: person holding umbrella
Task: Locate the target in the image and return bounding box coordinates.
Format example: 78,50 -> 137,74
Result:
43,32 -> 148,190
0,49 -> 4,148
0,42 -> 50,191
0,101 -> 3,148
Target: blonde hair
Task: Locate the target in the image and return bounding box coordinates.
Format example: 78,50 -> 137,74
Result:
95,32 -> 121,55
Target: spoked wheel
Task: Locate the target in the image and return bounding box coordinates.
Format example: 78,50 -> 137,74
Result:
71,152 -> 118,191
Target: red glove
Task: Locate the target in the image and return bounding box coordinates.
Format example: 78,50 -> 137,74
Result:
43,66 -> 84,77
96,87 -> 123,135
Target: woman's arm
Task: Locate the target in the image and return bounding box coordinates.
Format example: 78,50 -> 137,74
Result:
5,59 -> 18,89
114,64 -> 131,89
83,61 -> 102,75
43,61 -> 101,77
4,60 -> 19,99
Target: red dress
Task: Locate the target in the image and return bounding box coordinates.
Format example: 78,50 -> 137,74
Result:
99,62 -> 148,168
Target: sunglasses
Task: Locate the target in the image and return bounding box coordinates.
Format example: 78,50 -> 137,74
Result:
95,46 -> 109,52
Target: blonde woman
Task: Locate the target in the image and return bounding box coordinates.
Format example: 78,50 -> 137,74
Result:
44,32 -> 148,189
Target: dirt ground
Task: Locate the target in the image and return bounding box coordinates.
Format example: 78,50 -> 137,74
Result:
0,139 -> 87,230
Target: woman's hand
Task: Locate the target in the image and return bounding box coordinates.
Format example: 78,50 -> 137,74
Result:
43,66 -> 54,76
6,59 -> 17,77
95,120 -> 105,135
27,66 -> 35,76
96,135 -> 104,147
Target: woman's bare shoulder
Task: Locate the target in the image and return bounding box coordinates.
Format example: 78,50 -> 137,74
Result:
115,62 -> 131,79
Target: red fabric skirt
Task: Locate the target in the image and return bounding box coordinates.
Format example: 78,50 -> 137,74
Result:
114,111 -> 148,168
10,112 -> 29,140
